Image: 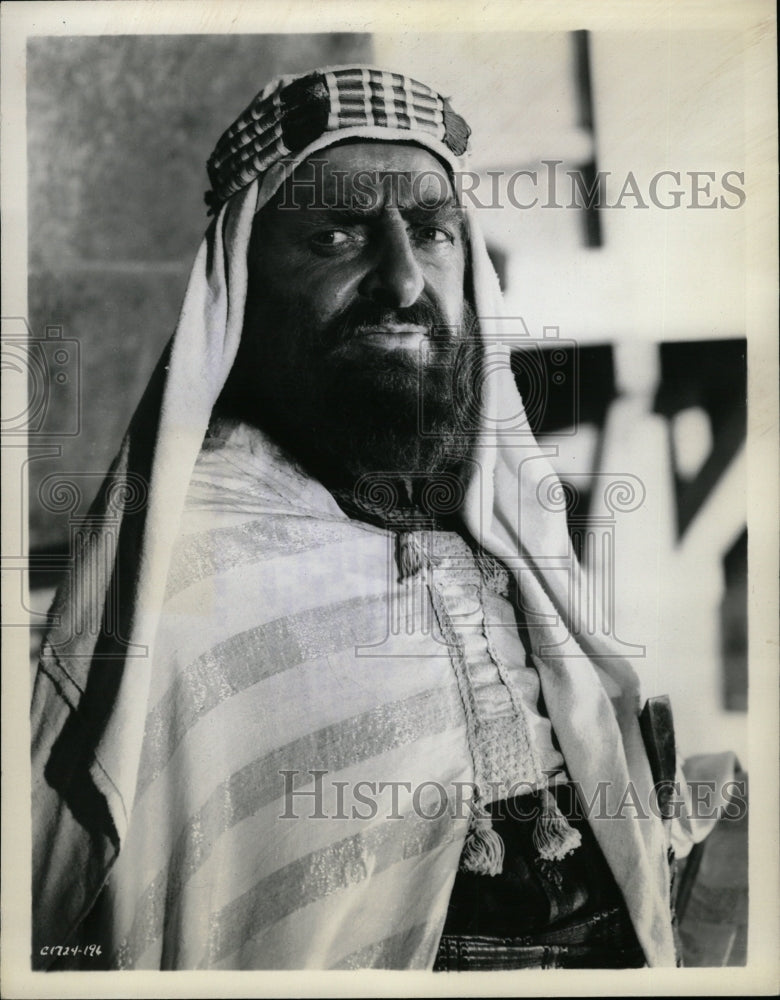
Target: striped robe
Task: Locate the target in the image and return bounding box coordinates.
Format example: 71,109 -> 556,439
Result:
80,420 -> 564,969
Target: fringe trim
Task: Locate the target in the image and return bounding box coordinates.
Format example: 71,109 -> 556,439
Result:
460,813 -> 505,876
396,531 -> 424,580
532,787 -> 582,861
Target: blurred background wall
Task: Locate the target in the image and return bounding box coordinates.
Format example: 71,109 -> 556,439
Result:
24,31 -> 747,766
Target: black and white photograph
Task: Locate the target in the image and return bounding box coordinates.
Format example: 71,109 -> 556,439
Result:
1,0 -> 777,995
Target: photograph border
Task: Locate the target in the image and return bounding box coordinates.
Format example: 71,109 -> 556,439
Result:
2,1 -> 777,996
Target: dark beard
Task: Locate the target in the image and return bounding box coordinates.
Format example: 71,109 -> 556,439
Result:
217,290 -> 483,509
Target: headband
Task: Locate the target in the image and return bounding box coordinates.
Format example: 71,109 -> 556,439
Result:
205,65 -> 471,213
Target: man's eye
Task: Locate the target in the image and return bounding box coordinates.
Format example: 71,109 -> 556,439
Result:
415,226 -> 454,245
310,230 -> 353,249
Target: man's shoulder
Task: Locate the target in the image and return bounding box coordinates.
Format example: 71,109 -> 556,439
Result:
163,416 -> 388,603
186,416 -> 349,524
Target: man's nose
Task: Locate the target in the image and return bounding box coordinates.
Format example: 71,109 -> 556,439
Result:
358,219 -> 425,308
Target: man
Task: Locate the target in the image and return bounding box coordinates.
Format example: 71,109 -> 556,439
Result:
31,65 -> 705,971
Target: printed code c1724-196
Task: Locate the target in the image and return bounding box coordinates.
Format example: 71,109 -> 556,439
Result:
39,944 -> 102,958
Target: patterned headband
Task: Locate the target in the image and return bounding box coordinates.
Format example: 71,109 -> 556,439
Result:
205,66 -> 471,213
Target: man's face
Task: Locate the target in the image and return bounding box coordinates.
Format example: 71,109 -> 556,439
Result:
232,141 -> 479,487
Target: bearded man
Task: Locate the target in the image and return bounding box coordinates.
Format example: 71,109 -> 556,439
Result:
31,66 -> 714,971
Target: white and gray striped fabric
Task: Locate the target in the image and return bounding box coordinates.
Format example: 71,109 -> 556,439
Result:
83,418 -> 568,969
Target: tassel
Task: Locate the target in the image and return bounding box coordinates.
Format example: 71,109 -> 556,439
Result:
441,97 -> 471,155
396,531 -> 423,580
460,814 -> 505,876
532,787 -> 582,862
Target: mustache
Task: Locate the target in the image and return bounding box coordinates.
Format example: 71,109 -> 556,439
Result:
322,298 -> 457,347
